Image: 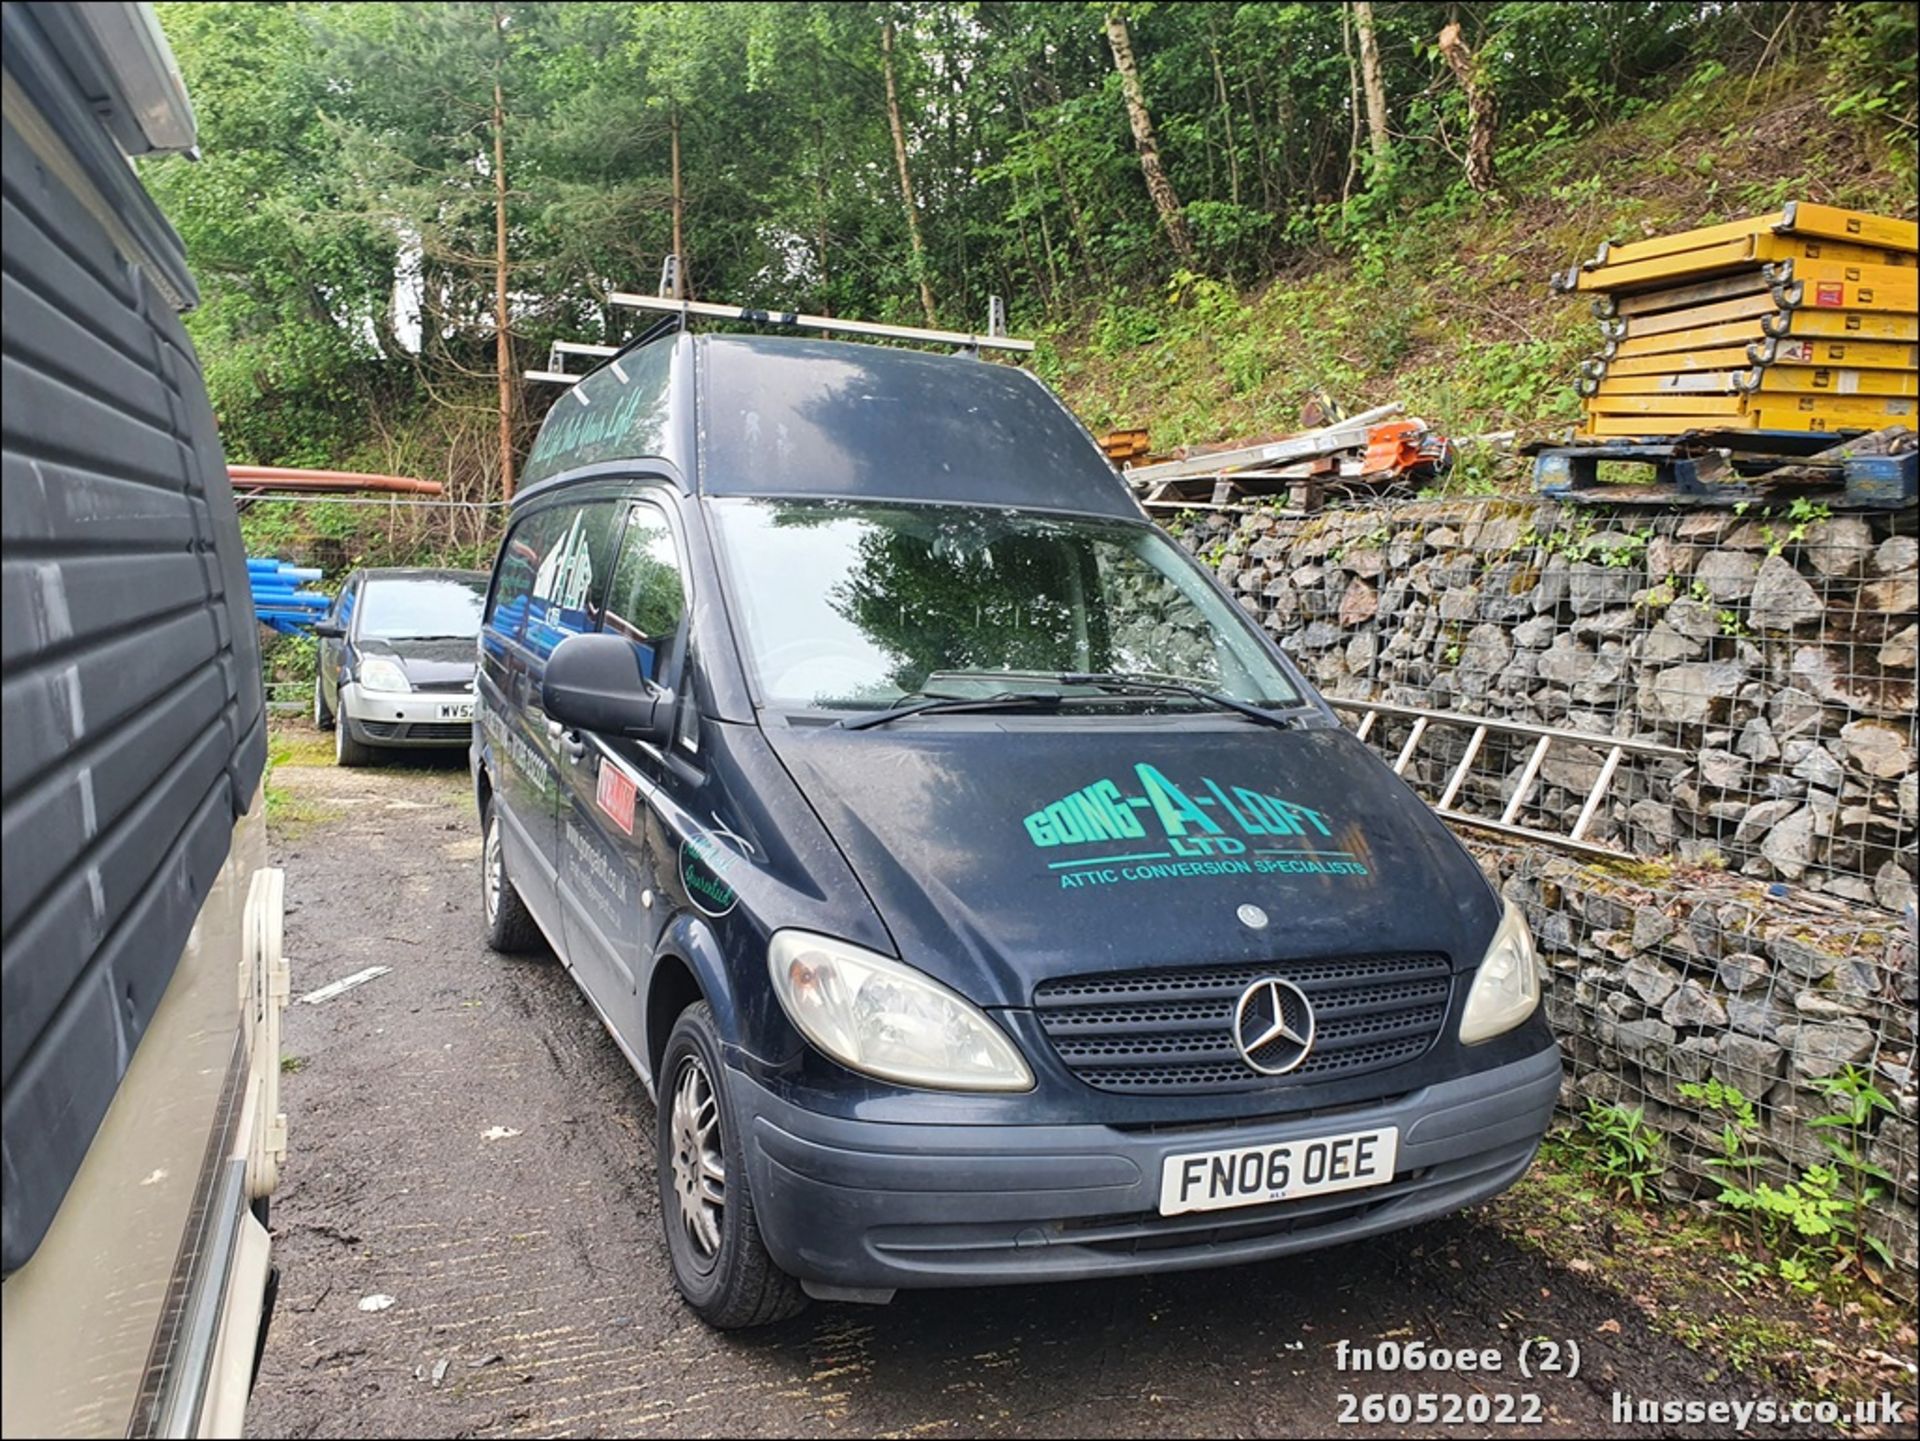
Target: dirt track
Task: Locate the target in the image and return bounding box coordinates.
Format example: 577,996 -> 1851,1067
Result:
248,745 -> 1844,1439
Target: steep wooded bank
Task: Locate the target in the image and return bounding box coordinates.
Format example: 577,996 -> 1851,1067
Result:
146,2 -> 1915,524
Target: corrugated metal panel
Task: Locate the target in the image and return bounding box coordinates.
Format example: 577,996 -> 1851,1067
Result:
0,41 -> 264,1271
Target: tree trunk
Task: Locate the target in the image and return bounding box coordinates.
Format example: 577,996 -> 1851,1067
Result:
1353,1 -> 1391,169
1341,2 -> 1362,203
669,103 -> 687,298
1206,23 -> 1240,207
881,17 -> 938,328
491,63 -> 514,503
1032,177 -> 1062,309
1243,72 -> 1277,210
813,119 -> 832,315
1104,10 -> 1195,266
1438,21 -> 1497,192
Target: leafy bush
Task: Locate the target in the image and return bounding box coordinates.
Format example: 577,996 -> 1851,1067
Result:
1575,1100 -> 1665,1202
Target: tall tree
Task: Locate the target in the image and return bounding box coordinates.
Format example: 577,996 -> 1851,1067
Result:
490,4 -> 514,500
1104,9 -> 1194,267
1341,1 -> 1362,202
1353,1 -> 1390,170
668,103 -> 686,297
881,13 -> 938,327
1438,19 -> 1497,193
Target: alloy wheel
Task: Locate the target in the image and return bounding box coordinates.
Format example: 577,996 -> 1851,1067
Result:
669,1055 -> 726,1265
483,814 -> 502,924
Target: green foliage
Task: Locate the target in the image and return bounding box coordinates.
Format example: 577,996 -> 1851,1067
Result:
1679,1069 -> 1896,1288
1823,3 -> 1919,159
1678,1076 -> 1767,1250
1719,1166 -> 1862,1289
146,1 -> 1915,521
1806,1065 -> 1899,1270
1517,513 -> 1652,568
1574,1100 -> 1665,1203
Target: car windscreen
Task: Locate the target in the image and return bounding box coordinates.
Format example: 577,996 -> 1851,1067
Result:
708,498 -> 1303,713
357,576 -> 487,641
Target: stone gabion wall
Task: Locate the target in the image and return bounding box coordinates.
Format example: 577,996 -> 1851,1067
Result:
1173,491 -> 1919,1290
1175,497 -> 1918,910
1488,843 -> 1918,1287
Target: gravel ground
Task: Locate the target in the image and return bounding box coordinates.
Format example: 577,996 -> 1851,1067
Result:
247,748 -> 1851,1440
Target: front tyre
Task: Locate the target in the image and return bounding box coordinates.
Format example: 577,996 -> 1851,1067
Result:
481,803 -> 543,953
658,1002 -> 806,1329
334,714 -> 375,767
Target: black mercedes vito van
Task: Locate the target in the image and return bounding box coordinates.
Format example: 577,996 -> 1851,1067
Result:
473,325 -> 1559,1328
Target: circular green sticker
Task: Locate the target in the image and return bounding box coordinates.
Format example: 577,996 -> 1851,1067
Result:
680,832 -> 739,917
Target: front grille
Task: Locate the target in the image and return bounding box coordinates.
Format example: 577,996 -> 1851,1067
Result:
407,722 -> 472,741
355,720 -> 469,742
1056,1170 -> 1434,1254
1033,953 -> 1452,1095
413,678 -> 475,693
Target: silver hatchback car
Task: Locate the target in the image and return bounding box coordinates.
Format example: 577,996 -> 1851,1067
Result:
314,568 -> 487,765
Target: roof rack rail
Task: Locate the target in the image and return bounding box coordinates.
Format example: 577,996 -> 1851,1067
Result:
611,293 -> 1033,354
526,266 -> 1030,385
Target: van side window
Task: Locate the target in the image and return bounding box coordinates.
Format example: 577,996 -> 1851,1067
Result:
486,510 -> 560,644
603,504 -> 686,684
524,503 -> 620,657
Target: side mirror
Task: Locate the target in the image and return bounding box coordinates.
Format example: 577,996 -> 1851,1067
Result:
542,632 -> 674,744
312,622 -> 345,639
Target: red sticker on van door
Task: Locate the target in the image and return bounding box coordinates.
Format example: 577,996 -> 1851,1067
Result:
596,762 -> 637,835
1815,282 -> 1845,307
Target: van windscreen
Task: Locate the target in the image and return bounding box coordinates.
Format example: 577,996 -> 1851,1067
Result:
709,499 -> 1302,714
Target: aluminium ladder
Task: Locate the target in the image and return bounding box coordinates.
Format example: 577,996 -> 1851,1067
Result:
1328,698 -> 1688,861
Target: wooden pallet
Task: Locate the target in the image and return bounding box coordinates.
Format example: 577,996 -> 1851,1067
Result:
1528,425 -> 1918,508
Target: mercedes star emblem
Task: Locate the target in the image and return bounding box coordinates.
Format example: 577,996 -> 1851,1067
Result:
1232,977 -> 1315,1075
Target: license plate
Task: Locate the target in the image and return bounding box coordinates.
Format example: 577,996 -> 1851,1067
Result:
437,701 -> 474,721
1158,1126 -> 1398,1216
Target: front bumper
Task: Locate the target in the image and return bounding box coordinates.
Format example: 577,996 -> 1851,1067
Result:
340,683 -> 475,747
737,1041 -> 1560,1291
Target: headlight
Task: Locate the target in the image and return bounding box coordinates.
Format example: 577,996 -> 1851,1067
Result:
358,656 -> 410,693
768,931 -> 1033,1092
1459,899 -> 1541,1044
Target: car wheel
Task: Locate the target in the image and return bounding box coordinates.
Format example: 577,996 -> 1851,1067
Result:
658,1002 -> 807,1330
313,672 -> 334,730
334,715 -> 375,768
481,803 -> 543,953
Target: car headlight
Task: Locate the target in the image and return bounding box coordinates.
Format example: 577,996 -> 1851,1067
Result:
1459,899 -> 1541,1044
358,656 -> 411,693
768,931 -> 1033,1092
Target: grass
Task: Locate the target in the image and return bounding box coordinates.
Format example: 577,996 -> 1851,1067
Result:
263,723 -> 341,837
268,728 -> 333,770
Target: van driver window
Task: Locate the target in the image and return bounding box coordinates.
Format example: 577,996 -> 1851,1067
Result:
604,505 -> 685,683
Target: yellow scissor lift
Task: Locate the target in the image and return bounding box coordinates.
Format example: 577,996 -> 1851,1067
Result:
1532,203 -> 1918,505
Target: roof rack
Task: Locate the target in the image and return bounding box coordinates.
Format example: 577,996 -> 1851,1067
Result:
527,259 -> 1031,385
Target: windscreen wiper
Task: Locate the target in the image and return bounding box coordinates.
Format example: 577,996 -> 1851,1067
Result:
838,690 -> 1065,730
1051,671 -> 1307,732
